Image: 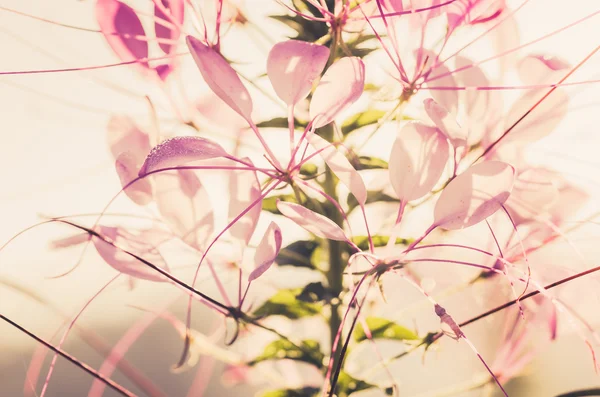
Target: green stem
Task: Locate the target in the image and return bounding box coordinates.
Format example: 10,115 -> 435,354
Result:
320,125 -> 345,384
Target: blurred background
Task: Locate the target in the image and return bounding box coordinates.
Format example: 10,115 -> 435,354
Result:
1,0 -> 600,396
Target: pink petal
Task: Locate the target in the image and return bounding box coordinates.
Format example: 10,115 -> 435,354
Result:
424,52 -> 458,114
454,56 -> 500,146
309,57 -> 365,128
518,54 -> 570,85
96,0 -> 149,69
389,122 -> 449,202
249,222 -> 282,281
115,152 -> 153,205
506,168 -> 558,223
306,133 -> 367,206
186,36 -> 253,122
267,40 -> 330,106
154,170 -> 214,251
228,158 -> 262,245
434,161 -> 515,230
106,115 -> 151,164
276,201 -> 347,241
154,0 -> 184,54
93,226 -> 170,281
139,136 -> 228,176
423,98 -> 467,147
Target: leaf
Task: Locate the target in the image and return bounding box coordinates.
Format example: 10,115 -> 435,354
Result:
306,133 -> 367,206
347,191 -> 398,213
267,40 -> 329,106
354,156 -> 388,171
256,117 -> 307,129
154,0 -> 184,55
389,122 -> 449,203
336,372 -> 376,397
309,57 -> 365,128
341,110 -> 387,135
139,136 -> 228,176
260,387 -> 320,397
153,170 -> 214,250
115,152 -> 153,205
276,240 -> 319,269
277,201 -> 347,241
96,0 -> 149,69
186,36 -> 253,121
354,317 -> 419,342
249,339 -> 324,368
253,289 -> 322,320
249,222 -> 282,281
262,194 -> 296,214
434,161 -> 515,230
296,282 -> 330,303
351,236 -> 412,251
229,159 -> 262,245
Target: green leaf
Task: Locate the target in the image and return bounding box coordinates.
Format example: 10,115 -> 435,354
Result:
299,163 -> 318,177
256,117 -> 307,129
296,282 -> 331,303
260,387 -> 320,397
354,317 -> 419,342
253,289 -> 322,320
276,240 -> 319,269
249,339 -> 324,368
341,110 -> 387,135
354,156 -> 389,170
336,372 -> 375,397
262,194 -> 296,214
351,235 -> 413,251
347,190 -> 399,212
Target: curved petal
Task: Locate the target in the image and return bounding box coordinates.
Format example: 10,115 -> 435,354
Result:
154,0 -> 184,54
93,226 -> 171,282
423,98 -> 467,147
186,36 -> 253,121
153,170 -> 214,250
434,161 -> 515,230
267,40 -> 329,106
306,133 -> 367,206
276,201 -> 347,241
309,57 -> 365,128
96,0 -> 149,69
228,158 -> 262,245
249,222 -> 282,281
115,152 -> 153,205
389,122 -> 449,202
106,115 -> 150,164
139,136 -> 228,176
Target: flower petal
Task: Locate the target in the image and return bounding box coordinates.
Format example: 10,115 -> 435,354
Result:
115,152 -> 153,205
228,158 -> 262,245
186,36 -> 253,121
309,57 -> 365,128
249,222 -> 282,281
93,226 -> 171,282
267,40 -> 329,106
139,136 -> 228,176
276,201 -> 347,241
153,170 -> 214,250
106,115 -> 151,164
389,122 -> 449,202
306,133 -> 367,206
434,161 -> 515,230
96,0 -> 149,69
154,0 -> 184,54
424,98 -> 467,147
